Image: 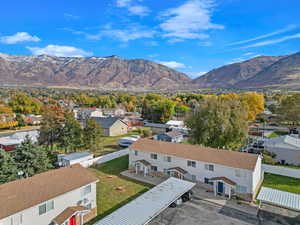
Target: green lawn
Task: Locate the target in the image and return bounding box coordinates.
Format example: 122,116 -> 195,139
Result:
263,173 -> 300,194
93,128 -> 149,156
85,155 -> 153,225
268,131 -> 288,139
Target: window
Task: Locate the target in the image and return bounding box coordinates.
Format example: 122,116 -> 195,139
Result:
187,160 -> 196,167
205,164 -> 214,171
151,166 -> 158,171
236,185 -> 247,193
150,153 -> 157,160
82,184 -> 92,196
164,156 -> 171,162
235,170 -> 246,178
39,200 -> 54,215
86,203 -> 92,209
134,150 -> 138,156
191,175 -> 196,181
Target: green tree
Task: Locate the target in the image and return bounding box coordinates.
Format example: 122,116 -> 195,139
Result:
0,149 -> 18,184
83,118 -> 102,151
59,112 -> 83,153
277,93 -> 300,125
186,98 -> 248,150
12,137 -> 53,178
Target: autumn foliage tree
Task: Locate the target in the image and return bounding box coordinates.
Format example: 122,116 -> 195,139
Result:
186,97 -> 248,150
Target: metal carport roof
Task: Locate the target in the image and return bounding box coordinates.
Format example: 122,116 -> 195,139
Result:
93,177 -> 196,225
257,187 -> 300,211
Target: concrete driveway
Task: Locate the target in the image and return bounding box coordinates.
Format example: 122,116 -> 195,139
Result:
149,199 -> 300,225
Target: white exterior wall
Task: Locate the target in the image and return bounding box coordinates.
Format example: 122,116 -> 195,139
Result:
252,156 -> 262,193
129,149 -> 258,194
0,182 -> 97,225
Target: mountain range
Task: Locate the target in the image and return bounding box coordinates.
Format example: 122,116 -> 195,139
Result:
0,51 -> 300,90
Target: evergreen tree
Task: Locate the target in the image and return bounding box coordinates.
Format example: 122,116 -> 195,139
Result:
83,118 -> 102,151
12,137 -> 53,178
0,149 -> 18,184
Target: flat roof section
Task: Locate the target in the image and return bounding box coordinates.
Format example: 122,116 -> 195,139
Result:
93,177 -> 196,225
257,187 -> 300,211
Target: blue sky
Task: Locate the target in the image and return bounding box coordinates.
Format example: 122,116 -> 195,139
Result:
1,0 -> 300,78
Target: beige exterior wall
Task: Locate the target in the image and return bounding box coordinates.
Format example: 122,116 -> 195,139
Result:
107,121 -> 128,136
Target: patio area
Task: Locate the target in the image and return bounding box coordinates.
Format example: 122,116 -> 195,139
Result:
121,170 -> 259,217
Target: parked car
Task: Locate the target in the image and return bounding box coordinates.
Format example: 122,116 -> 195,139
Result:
118,136 -> 140,148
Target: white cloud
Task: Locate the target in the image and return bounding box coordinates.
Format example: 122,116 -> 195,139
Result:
116,0 -> 132,7
242,33 -> 300,49
159,0 -> 224,41
27,45 -> 92,57
159,61 -> 187,69
228,25 -> 297,46
243,52 -> 255,56
102,26 -> 155,42
116,0 -> 150,16
128,5 -> 150,16
0,32 -> 40,44
198,41 -> 212,46
187,71 -> 207,78
64,13 -> 80,20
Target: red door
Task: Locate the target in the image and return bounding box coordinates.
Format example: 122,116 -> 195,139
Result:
69,215 -> 76,225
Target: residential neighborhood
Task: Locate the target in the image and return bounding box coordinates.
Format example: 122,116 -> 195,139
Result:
0,89 -> 300,225
1,1 -> 300,224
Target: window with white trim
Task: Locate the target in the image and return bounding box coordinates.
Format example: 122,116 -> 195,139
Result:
151,165 -> 158,171
187,160 -> 196,167
39,200 -> 54,215
235,170 -> 246,178
205,164 -> 214,171
236,185 -> 247,193
164,156 -> 171,162
82,184 -> 92,196
150,153 -> 157,160
134,150 -> 138,156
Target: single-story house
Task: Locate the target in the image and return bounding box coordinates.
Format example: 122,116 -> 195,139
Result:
156,130 -> 184,143
0,130 -> 39,152
129,139 -> 263,201
93,117 -> 128,136
57,152 -> 94,167
0,164 -> 98,225
74,108 -> 103,121
144,122 -> 171,135
263,135 -> 300,165
166,120 -> 184,128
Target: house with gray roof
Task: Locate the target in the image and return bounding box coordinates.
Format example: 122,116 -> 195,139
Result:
93,117 -> 128,136
264,135 -> 300,165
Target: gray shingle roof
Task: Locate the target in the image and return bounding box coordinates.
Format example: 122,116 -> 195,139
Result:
93,117 -> 127,128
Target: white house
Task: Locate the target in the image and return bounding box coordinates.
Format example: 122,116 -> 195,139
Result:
57,152 -> 94,167
74,108 -> 103,121
264,135 -> 300,165
0,130 -> 39,152
129,139 -> 263,200
0,164 -> 99,225
166,120 -> 184,128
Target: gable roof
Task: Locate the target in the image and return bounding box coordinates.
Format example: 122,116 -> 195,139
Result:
130,139 -> 259,171
53,206 -> 88,224
93,117 -> 127,129
0,164 -> 98,219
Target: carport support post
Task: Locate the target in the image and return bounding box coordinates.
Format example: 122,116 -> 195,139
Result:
214,182 -> 217,196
